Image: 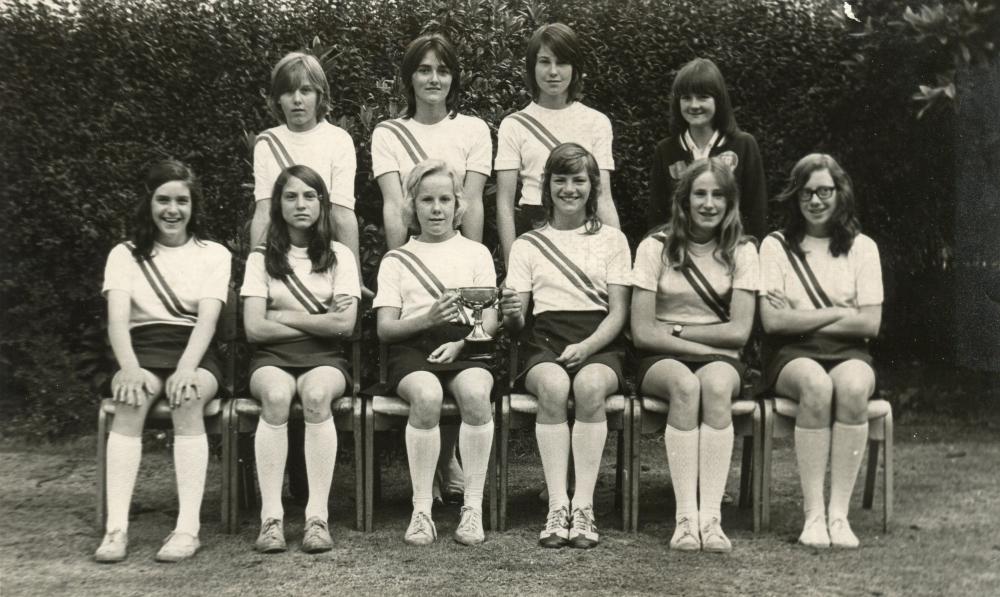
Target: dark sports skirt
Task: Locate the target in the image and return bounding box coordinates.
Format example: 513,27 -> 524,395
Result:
763,335 -> 874,391
378,323 -> 490,393
636,352 -> 747,391
516,310 -> 626,391
121,323 -> 223,385
249,336 -> 351,386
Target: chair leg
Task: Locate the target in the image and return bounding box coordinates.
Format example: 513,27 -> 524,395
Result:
620,406 -> 632,532
751,403 -> 763,535
488,427 -> 498,531
96,406 -> 109,530
629,398 -> 641,533
738,434 -> 753,509
220,400 -> 232,533
615,431 -> 624,511
862,438 -> 879,510
364,399 -> 374,533
760,399 -> 774,531
353,397 -> 365,532
499,395 -> 510,531
883,412 -> 894,533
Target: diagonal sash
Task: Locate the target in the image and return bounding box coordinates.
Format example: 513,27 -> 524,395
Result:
509,112 -> 560,151
377,121 -> 429,166
769,232 -> 833,309
384,249 -> 472,325
520,230 -> 608,309
256,131 -> 295,171
283,271 -> 327,315
680,260 -> 731,322
127,243 -> 197,323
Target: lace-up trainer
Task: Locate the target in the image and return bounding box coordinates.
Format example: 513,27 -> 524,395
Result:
827,517 -> 860,549
94,529 -> 128,563
301,517 -> 334,553
155,532 -> 200,563
798,514 -> 831,549
453,506 -> 485,546
568,506 -> 599,549
254,518 -> 287,553
700,516 -> 733,553
670,516 -> 701,551
538,505 -> 571,548
404,511 -> 437,546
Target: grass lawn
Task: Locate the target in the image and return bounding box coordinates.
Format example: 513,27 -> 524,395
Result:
1,406 -> 999,596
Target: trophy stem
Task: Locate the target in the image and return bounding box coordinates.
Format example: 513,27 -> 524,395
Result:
465,308 -> 492,342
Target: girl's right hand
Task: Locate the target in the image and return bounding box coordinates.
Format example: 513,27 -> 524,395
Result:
113,367 -> 150,407
426,293 -> 461,326
498,288 -> 522,318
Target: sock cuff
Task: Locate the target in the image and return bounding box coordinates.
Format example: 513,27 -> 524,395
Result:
573,419 -> 608,432
833,421 -> 868,432
257,419 -> 288,432
173,433 -> 207,445
108,431 -> 142,444
700,422 -> 734,435
406,423 -> 439,437
666,424 -> 699,438
305,417 -> 335,428
536,421 -> 570,432
460,420 -> 493,432
795,426 -> 831,436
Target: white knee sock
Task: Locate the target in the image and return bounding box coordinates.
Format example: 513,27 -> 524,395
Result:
570,420 -> 607,511
698,423 -> 734,523
535,422 -> 571,510
105,432 -> 142,533
458,421 -> 493,511
665,425 -> 699,522
255,419 -> 288,522
795,426 -> 831,521
173,434 -> 208,536
304,418 -> 338,522
406,424 -> 440,514
828,421 -> 868,520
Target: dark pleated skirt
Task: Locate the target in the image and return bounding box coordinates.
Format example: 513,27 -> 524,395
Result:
636,352 -> 747,391
516,310 -> 626,392
763,334 -> 874,391
249,336 -> 351,386
373,323 -> 491,394
122,323 -> 223,385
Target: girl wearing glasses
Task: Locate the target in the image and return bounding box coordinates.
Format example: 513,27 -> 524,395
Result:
647,58 -> 767,240
759,153 -> 883,549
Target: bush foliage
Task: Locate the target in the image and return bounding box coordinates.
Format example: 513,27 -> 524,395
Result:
0,0 -> 960,436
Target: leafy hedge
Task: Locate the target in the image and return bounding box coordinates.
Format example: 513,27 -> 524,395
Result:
0,0 -> 959,436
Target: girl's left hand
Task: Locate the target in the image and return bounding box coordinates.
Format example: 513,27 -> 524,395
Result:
556,342 -> 592,370
166,368 -> 201,408
765,289 -> 789,310
331,294 -> 355,313
427,341 -> 463,364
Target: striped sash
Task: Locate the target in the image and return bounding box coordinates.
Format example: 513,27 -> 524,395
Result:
383,248 -> 472,325
769,232 -> 833,309
252,246 -> 329,314
376,121 -> 429,166
509,111 -> 560,151
650,233 -> 730,321
127,243 -> 197,323
255,130 -> 295,170
520,230 -> 608,309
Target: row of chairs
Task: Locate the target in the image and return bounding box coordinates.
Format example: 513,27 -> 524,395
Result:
96,296 -> 893,536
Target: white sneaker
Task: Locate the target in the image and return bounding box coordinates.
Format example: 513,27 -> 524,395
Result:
568,506 -> 599,549
538,505 -> 571,548
670,516 -> 701,551
828,517 -> 860,549
454,506 -> 485,546
94,529 -> 128,563
799,514 -> 831,548
404,511 -> 437,546
700,516 -> 732,553
155,531 -> 200,563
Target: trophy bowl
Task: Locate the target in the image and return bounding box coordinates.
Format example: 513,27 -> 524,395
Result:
457,286 -> 500,342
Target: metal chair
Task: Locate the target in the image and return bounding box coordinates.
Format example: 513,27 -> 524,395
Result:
629,382 -> 764,533
96,287 -> 238,530
759,397 -> 893,532
498,339 -> 633,531
221,322 -> 365,533
363,342 -> 499,533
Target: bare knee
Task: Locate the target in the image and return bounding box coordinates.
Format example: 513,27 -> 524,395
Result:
171,399 -> 206,435
666,374 -> 700,428
258,387 -> 294,425
572,375 -> 610,422
109,404 -> 148,436
406,386 -> 443,429
300,387 -> 333,423
534,376 -> 570,422
797,374 -> 833,427
454,378 -> 492,426
834,380 -> 870,424
699,376 -> 736,427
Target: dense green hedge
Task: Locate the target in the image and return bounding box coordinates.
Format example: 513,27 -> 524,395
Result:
0,0 -> 956,436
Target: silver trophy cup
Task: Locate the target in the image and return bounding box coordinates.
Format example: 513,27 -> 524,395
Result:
456,286 -> 500,342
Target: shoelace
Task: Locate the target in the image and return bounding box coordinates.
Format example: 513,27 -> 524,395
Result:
305,519 -> 328,536
676,516 -> 697,538
261,519 -> 282,540
411,511 -> 435,537
572,508 -> 596,532
458,507 -> 481,531
544,507 -> 569,532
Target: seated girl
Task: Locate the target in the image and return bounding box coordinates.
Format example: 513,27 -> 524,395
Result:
373,159 -> 497,547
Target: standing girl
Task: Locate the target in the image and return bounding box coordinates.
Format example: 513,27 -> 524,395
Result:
759,154 -> 883,549
648,58 -> 767,240
495,22 -> 620,264
96,160 -> 231,563
241,165 -> 360,554
631,158 -> 758,553
373,159 -> 496,546
499,143 -> 631,549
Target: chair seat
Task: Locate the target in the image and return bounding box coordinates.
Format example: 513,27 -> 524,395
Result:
637,396 -> 757,417
230,395 -> 354,417
509,393 -> 628,415
773,397 -> 891,420
100,397 -> 222,418
370,394 -> 460,417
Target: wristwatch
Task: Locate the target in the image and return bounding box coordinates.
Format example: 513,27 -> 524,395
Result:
672,324 -> 684,338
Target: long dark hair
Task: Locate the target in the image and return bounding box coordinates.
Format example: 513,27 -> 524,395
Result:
130,159 -> 205,261
401,33 -> 461,119
540,142 -> 602,234
659,158 -> 745,272
669,58 -> 738,137
776,153 -> 860,258
264,165 -> 337,279
525,23 -> 585,102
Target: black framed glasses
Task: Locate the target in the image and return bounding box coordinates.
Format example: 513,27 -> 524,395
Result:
799,186 -> 836,202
